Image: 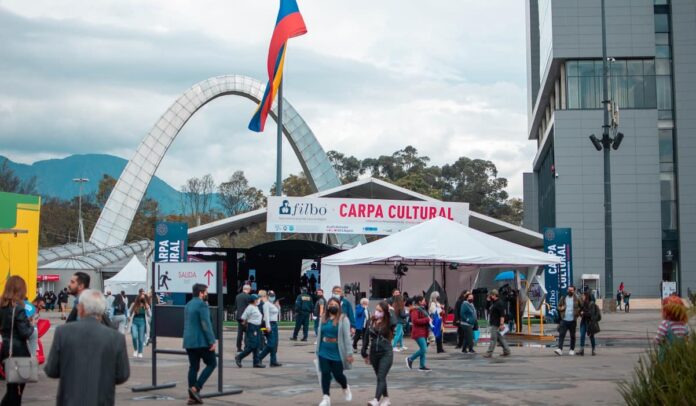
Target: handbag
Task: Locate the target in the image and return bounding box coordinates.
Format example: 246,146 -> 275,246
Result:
3,306 -> 39,383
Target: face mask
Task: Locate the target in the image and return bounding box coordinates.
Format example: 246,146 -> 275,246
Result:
332,293 -> 341,300
328,306 -> 339,315
568,292 -> 574,297
467,299 -> 474,303
374,310 -> 384,319
269,296 -> 276,303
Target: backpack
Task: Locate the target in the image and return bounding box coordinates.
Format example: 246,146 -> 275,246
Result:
114,299 -> 126,315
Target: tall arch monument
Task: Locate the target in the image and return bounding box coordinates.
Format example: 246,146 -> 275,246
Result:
90,75 -> 344,248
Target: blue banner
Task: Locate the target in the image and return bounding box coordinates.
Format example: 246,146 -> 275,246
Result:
543,228 -> 573,311
154,222 -> 188,263
154,222 -> 188,305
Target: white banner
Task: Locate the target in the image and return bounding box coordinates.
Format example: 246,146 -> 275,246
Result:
266,196 -> 469,235
154,262 -> 217,294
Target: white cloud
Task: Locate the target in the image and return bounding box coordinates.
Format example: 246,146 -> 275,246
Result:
0,1 -> 531,198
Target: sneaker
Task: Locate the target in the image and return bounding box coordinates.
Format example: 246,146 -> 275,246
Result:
379,397 -> 391,406
592,349 -> 597,356
137,353 -> 143,358
554,349 -> 563,356
577,349 -> 584,356
568,350 -> 575,356
343,385 -> 352,401
319,395 -> 331,406
483,353 -> 492,358
502,351 -> 511,357
253,363 -> 266,368
368,399 -> 380,406
270,363 -> 283,367
401,346 -> 407,351
418,367 -> 432,372
405,357 -> 413,370
235,355 -> 242,368
392,347 -> 401,352
133,351 -> 138,357
290,337 -> 297,341
301,338 -> 308,342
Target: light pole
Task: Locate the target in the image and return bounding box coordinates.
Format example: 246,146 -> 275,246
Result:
73,177 -> 89,254
588,0 -> 624,312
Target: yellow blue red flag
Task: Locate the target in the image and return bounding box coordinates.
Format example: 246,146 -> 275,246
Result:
248,0 -> 307,132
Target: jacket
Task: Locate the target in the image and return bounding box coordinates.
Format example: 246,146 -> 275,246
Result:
315,315 -> 353,370
355,305 -> 369,329
453,298 -> 464,325
294,293 -> 313,314
459,301 -> 477,326
235,292 -> 250,320
409,306 -> 430,339
0,304 -> 33,360
183,297 -> 216,349
557,294 -> 583,320
44,317 -> 130,406
341,297 -> 356,329
361,320 -> 393,358
581,301 -> 602,335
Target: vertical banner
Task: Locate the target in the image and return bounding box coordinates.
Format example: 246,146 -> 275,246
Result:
154,222 -> 188,304
543,228 -> 573,311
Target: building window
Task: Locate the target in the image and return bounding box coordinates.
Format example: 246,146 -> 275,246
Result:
565,59 -> 657,110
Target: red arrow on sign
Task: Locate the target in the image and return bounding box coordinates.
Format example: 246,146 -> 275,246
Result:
204,270 -> 214,286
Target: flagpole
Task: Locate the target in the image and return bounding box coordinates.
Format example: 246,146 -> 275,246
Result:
275,78 -> 283,241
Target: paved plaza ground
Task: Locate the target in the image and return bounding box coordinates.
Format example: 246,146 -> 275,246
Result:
14,310 -> 666,405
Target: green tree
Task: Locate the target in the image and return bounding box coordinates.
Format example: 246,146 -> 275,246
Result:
96,174 -> 117,207
270,172 -> 314,197
0,158 -> 37,194
180,174 -> 215,224
327,151 -> 363,183
440,157 -> 510,217
218,171 -> 266,216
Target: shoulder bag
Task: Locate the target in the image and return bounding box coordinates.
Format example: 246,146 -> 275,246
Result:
3,306 -> 38,383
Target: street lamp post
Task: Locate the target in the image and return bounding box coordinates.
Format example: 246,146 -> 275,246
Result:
588,0 -> 624,312
73,177 -> 89,254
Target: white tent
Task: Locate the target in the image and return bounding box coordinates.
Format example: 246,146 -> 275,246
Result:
321,217 -> 560,302
104,255 -> 148,295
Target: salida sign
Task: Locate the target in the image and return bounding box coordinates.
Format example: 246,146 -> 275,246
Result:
267,196 -> 469,235
155,262 -> 217,294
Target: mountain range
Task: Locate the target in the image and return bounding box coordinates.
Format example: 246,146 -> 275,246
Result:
2,154 -> 195,214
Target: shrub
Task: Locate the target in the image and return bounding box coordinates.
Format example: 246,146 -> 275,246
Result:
619,336 -> 696,405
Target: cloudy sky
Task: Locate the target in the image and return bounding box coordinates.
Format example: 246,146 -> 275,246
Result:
0,1 -> 532,197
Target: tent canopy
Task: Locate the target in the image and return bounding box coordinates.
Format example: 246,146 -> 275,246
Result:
322,217 -> 560,268
104,255 -> 147,295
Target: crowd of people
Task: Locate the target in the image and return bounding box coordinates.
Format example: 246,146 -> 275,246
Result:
0,272 -> 692,406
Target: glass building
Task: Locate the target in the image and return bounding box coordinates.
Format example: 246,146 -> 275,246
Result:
523,0 -> 696,298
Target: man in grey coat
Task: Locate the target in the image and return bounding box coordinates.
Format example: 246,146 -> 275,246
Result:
45,289 -> 130,406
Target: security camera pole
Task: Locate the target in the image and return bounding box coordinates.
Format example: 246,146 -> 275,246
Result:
588,0 -> 624,312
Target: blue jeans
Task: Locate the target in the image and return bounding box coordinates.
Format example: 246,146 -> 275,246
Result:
392,324 -> 404,348
259,322 -> 279,364
131,317 -> 146,353
579,320 -> 596,349
408,337 -> 427,368
186,347 -> 217,391
314,317 -> 319,336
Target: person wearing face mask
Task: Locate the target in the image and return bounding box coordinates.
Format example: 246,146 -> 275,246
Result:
353,298 -> 370,351
362,301 -> 395,406
315,298 -> 353,406
258,290 -> 282,367
406,296 -> 432,372
235,294 -> 266,368
483,289 -> 511,359
554,286 -> 583,356
331,286 -> 356,335
183,284 -> 216,404
428,291 -> 445,353
459,293 -> 477,353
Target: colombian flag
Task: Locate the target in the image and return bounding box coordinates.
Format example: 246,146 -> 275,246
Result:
248,0 -> 307,132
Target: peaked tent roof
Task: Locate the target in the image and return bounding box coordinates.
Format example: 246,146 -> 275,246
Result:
321,217 -> 560,269
105,256 -> 147,283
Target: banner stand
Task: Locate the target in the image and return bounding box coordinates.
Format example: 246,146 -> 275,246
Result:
132,261 -> 243,398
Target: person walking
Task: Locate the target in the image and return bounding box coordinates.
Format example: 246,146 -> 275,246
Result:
460,292 -> 477,353
616,289 -> 623,311
127,294 -> 150,358
1,276 -> 34,406
428,292 -> 445,353
654,295 -> 690,345
44,289 -> 130,406
623,290 -> 631,313
182,284 -> 217,404
105,290 -> 115,320
58,288 -> 68,320
554,286 -> 582,356
315,297 -> 353,406
577,291 -> 601,356
258,290 -> 282,367
405,295 -> 431,372
353,298 -> 370,351
483,289 -> 511,358
235,284 -> 251,352
361,301 -> 395,406
65,272 -> 90,323
235,294 -> 265,368
452,291 -> 467,349
313,288 -> 325,338
291,287 -> 313,342
391,295 -> 407,352
331,286 -> 356,334
111,293 -> 128,334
